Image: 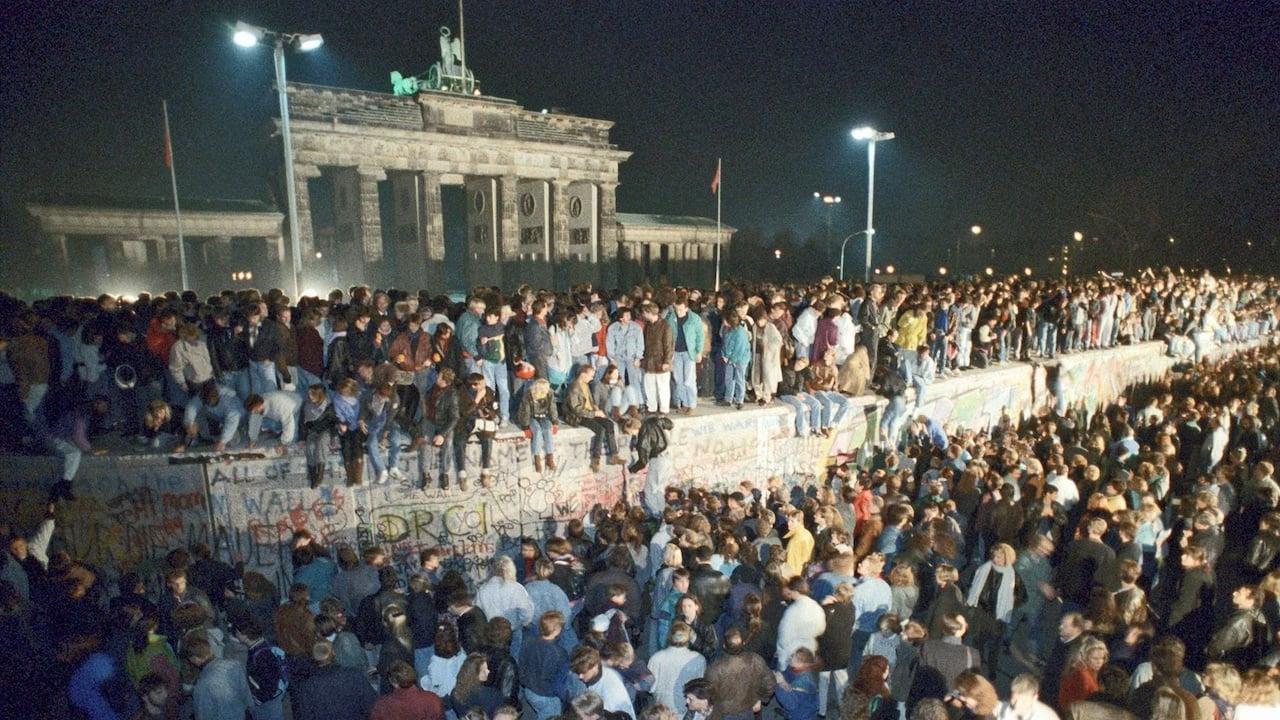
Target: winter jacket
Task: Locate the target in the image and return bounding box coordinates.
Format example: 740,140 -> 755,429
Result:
168,337 -> 214,388
563,379 -> 596,426
389,329 -> 433,371
432,387 -> 462,437
606,321 -> 643,363
665,309 -> 706,361
640,320 -> 674,373
516,388 -> 559,427
296,325 -> 325,377
629,415 -> 672,473
456,310 -> 483,358
721,322 -> 750,366
523,319 -> 553,376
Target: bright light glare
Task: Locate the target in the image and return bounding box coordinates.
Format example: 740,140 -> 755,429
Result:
885,264 -> 895,274
1023,267 -> 1032,276
938,267 -> 948,276
971,225 -> 982,235
296,33 -> 323,51
302,288 -> 319,298
1073,231 -> 1084,241
813,192 -> 821,198
834,196 -> 842,203
985,267 -> 994,275
774,249 -> 782,259
233,21 -> 263,47
851,126 -> 875,140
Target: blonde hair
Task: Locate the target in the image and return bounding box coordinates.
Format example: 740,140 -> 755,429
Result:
1236,669 -> 1280,706
990,543 -> 1016,565
1201,663 -> 1241,704
662,543 -> 683,569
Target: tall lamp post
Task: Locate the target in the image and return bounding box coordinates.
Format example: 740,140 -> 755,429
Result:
233,20 -> 324,299
850,126 -> 895,282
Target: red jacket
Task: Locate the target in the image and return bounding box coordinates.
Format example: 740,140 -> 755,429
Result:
144,319 -> 176,362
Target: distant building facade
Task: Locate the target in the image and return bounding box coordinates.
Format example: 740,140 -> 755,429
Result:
23,84 -> 731,297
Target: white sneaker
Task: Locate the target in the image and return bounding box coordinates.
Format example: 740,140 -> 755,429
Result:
376,469 -> 390,484
389,468 -> 407,482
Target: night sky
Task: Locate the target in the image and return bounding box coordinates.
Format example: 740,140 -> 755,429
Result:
2,0 -> 1278,276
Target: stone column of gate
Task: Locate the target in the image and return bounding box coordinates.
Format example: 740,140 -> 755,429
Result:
498,174 -> 521,288
598,181 -> 620,288
357,166 -> 386,267
421,172 -> 446,290
550,179 -> 571,288
292,164 -> 322,260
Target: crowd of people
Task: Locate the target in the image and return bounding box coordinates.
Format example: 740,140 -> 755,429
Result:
0,268 -> 1273,497
1,269 -> 1279,720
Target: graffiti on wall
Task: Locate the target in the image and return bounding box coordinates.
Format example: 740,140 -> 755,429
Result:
0,341 -> 1207,588
0,456 -> 211,583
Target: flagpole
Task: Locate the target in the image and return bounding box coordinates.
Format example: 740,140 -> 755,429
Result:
163,100 -> 189,291
714,158 -> 722,292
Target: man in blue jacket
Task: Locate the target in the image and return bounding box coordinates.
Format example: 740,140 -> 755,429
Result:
665,291 -> 705,414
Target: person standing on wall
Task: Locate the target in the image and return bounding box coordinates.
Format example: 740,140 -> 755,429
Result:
639,302 -> 674,415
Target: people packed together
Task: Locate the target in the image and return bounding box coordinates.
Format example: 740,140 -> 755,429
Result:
0,268 -> 1273,496
1,269 -> 1280,719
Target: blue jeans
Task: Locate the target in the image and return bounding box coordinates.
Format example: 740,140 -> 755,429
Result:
643,452 -> 673,518
780,394 -> 822,434
814,391 -> 850,426
1037,322 -> 1057,357
248,360 -> 277,396
620,361 -> 644,390
523,689 -> 562,720
413,646 -> 435,678
929,334 -> 947,368
364,414 -> 406,476
910,378 -> 929,407
529,417 -> 553,456
23,383 -> 48,439
724,361 -> 747,403
480,361 -> 510,423
671,353 -> 698,409
606,385 -> 641,416
50,437 -> 82,481
879,395 -> 907,447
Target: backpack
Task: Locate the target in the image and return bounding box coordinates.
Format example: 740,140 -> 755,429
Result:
246,643 -> 288,704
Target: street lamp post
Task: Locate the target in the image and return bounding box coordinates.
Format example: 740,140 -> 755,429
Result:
233,21 -> 323,299
850,126 -> 895,282
837,230 -> 870,281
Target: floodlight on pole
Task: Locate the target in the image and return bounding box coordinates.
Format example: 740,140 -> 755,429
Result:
233,21 -> 264,47
295,34 -> 324,51
232,20 -> 324,299
849,125 -> 895,282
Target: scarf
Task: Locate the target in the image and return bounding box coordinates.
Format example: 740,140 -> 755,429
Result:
302,396 -> 330,424
966,561 -> 1017,623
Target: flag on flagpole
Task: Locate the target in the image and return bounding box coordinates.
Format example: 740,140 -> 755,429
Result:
710,158 -> 721,194
163,115 -> 174,169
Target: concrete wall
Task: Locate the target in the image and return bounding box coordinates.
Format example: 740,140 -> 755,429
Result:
0,341 -> 1194,589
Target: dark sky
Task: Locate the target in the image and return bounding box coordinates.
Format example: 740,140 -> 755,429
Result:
2,0 -> 1278,274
